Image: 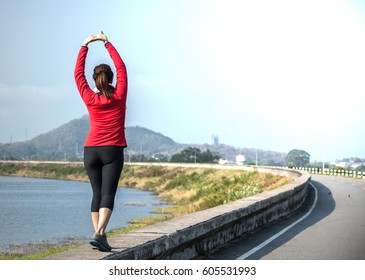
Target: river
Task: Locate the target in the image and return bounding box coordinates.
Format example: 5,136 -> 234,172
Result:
0,176 -> 168,251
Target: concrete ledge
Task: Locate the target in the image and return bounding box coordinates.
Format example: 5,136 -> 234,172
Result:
44,164 -> 310,260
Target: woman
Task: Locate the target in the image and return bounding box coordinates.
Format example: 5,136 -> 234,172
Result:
74,31 -> 128,252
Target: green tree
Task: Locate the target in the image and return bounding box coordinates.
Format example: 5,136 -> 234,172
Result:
170,147 -> 201,163
285,149 -> 310,167
199,149 -> 220,163
170,147 -> 220,163
356,165 -> 365,172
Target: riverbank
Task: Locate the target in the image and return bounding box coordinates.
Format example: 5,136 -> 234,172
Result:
0,161 -> 293,259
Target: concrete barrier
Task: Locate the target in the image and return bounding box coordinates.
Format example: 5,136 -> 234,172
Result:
44,164 -> 310,260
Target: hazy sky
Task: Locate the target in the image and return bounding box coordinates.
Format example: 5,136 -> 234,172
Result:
1,0 -> 365,162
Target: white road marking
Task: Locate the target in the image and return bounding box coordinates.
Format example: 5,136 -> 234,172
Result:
236,182 -> 318,260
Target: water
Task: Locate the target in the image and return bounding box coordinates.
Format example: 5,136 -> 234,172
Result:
0,176 -> 168,250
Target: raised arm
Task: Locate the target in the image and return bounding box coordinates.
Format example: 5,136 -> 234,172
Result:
101,31 -> 128,97
74,34 -> 101,104
105,43 -> 128,98
74,43 -> 92,104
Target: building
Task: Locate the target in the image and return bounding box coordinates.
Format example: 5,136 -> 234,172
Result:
236,154 -> 246,165
211,134 -> 219,145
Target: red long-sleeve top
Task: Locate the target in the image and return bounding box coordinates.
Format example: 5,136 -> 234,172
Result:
74,42 -> 128,147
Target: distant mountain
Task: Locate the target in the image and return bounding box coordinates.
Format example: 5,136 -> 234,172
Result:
0,115 -> 89,160
125,125 -> 180,156
0,115 -> 183,161
0,115 -> 286,164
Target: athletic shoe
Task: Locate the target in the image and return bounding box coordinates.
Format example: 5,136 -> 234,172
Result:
90,233 -> 112,252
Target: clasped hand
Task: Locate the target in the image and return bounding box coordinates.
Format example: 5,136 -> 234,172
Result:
83,31 -> 108,47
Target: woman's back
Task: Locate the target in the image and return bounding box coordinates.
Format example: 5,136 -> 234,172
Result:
74,41 -> 128,147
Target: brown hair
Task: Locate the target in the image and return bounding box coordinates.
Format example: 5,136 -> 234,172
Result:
93,64 -> 114,99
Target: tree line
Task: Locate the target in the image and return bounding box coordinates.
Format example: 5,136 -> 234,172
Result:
126,147 -> 220,164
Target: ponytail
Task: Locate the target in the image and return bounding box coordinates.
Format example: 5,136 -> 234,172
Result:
93,64 -> 114,99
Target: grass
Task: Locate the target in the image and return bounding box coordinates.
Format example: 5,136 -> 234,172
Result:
0,161 -> 88,182
0,161 -> 293,259
122,165 -> 293,216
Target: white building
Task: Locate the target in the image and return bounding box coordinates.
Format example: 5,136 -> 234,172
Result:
236,154 -> 246,165
336,162 -> 351,169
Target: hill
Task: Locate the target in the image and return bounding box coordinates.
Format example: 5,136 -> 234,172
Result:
0,115 -> 286,164
0,115 -> 182,161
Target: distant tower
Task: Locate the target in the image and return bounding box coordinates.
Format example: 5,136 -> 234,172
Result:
211,134 -> 219,145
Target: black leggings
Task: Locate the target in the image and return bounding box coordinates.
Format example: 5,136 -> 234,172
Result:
84,146 -> 124,212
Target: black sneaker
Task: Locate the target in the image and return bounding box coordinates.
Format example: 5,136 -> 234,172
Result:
90,233 -> 112,252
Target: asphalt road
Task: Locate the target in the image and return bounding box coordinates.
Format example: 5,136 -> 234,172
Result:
204,175 -> 365,260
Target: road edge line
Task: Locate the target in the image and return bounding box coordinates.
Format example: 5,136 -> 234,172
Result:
236,182 -> 318,260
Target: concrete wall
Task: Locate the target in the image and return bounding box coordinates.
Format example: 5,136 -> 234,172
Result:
101,164 -> 310,260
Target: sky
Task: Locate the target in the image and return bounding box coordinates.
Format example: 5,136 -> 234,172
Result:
0,0 -> 365,162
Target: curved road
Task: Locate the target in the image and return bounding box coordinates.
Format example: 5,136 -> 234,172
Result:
205,175 -> 365,260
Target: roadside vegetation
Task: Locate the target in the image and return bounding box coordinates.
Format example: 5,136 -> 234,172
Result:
0,161 -> 293,259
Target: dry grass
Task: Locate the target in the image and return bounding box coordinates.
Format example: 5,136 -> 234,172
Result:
119,165 -> 294,217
